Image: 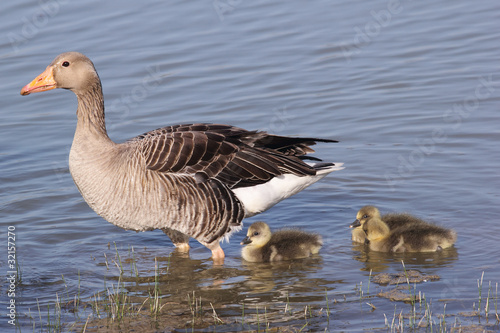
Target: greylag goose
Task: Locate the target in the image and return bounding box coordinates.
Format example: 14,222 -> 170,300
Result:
350,205 -> 429,243
350,206 -> 456,252
20,52 -> 343,260
240,221 -> 322,262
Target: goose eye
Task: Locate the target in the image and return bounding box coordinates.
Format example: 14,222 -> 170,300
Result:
253,231 -> 259,236
363,214 -> 368,219
62,61 -> 70,67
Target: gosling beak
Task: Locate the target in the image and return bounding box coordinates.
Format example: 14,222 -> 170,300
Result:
350,219 -> 361,228
20,66 -> 56,96
240,236 -> 252,245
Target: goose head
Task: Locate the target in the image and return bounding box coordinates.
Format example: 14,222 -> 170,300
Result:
21,52 -> 100,96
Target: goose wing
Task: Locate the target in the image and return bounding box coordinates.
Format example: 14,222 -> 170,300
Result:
133,123 -> 336,188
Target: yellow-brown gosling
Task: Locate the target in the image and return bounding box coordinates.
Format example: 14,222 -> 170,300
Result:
350,205 -> 429,243
240,222 -> 322,262
351,209 -> 456,252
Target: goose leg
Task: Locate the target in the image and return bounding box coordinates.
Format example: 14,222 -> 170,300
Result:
210,244 -> 225,259
161,228 -> 190,252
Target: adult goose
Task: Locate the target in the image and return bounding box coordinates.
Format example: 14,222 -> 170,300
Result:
20,52 -> 343,260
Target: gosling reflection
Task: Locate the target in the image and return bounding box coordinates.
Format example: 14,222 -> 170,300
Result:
240,255 -> 325,293
353,246 -> 459,272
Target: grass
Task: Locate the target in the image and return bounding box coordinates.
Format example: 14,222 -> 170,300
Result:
130,246 -> 139,278
381,261 -> 442,332
356,269 -> 374,299
105,275 -> 132,321
15,254 -> 23,285
210,302 -> 224,325
471,271 -> 500,321
148,257 -> 162,319
496,283 -> 499,322
32,296 -> 69,333
401,260 -> 418,328
380,265 -> 500,333
478,271 -> 485,314
188,291 -> 202,319
14,249 -> 500,333
367,269 -> 373,294
325,289 -> 331,318
113,241 -> 124,274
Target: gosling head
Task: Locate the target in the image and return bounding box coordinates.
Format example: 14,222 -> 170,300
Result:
350,205 -> 382,229
240,222 -> 272,247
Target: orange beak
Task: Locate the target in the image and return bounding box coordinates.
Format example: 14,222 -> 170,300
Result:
20,66 -> 57,96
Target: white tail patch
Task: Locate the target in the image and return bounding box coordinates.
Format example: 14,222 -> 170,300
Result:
233,162 -> 344,217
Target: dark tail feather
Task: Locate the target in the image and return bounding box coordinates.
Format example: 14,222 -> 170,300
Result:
253,135 -> 338,150
298,155 -> 323,162
312,162 -> 338,170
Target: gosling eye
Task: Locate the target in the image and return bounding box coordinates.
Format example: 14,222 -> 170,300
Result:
253,231 -> 259,236
363,214 -> 368,219
62,61 -> 70,67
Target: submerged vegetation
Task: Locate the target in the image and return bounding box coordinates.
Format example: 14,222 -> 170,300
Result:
12,247 -> 500,332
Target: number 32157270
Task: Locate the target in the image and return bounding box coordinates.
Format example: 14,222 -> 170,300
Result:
8,229 -> 16,265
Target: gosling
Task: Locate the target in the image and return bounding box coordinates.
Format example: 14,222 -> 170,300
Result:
352,211 -> 456,252
240,222 -> 323,262
350,205 -> 428,243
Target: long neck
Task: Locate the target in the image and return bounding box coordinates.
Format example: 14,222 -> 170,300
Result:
75,80 -> 110,141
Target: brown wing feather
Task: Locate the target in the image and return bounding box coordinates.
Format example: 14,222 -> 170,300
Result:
132,123 -> 336,189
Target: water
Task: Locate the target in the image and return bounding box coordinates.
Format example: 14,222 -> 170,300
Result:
1,0 -> 499,331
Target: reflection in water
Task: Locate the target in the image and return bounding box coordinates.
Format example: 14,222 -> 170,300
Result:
106,250 -> 343,316
352,243 -> 459,272
240,256 -> 328,294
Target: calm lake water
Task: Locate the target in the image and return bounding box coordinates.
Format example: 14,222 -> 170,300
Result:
1,0 -> 499,331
